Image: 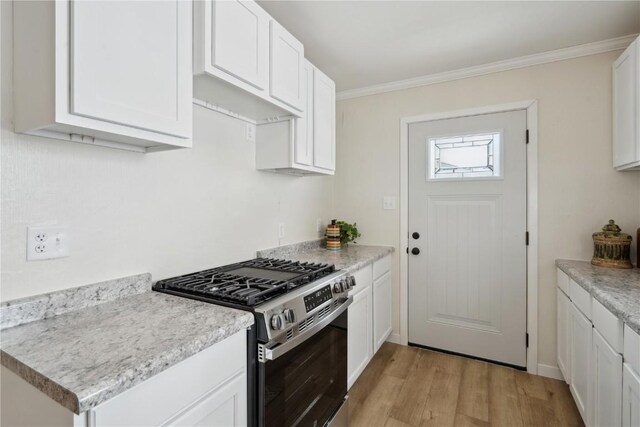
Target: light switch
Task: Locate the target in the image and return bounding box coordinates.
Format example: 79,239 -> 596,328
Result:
383,196 -> 396,210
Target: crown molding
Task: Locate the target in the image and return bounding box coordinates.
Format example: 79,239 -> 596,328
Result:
336,34 -> 638,101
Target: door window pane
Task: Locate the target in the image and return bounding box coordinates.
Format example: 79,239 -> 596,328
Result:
428,132 -> 501,180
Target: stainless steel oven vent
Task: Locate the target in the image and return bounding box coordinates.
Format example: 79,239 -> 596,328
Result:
286,328 -> 294,341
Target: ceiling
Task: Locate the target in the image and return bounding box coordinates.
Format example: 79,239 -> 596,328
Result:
258,1 -> 640,92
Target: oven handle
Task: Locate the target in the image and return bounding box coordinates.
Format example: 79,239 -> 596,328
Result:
260,295 -> 352,362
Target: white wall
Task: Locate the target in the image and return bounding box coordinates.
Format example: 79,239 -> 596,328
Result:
0,1 -> 333,301
334,51 -> 640,367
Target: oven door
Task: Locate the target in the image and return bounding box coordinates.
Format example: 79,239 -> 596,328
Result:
259,298 -> 349,427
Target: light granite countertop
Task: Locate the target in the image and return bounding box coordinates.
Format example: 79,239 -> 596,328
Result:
0,275 -> 253,414
257,239 -> 394,274
556,260 -> 640,334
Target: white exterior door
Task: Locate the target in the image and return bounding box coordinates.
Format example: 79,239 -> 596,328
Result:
408,110 -> 527,367
69,0 -> 191,138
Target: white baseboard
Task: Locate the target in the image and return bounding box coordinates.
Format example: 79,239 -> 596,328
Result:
537,363 -> 565,381
386,333 -> 402,345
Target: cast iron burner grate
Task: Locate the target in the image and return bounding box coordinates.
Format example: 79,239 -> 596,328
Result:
153,258 -> 335,307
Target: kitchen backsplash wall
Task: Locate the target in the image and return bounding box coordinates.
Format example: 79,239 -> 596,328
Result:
0,2 -> 333,301
334,50 -> 640,368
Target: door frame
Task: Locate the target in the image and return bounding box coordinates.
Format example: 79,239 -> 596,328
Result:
399,100 -> 539,374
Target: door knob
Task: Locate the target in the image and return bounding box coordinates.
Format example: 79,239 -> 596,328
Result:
412,232 -> 420,239
411,248 -> 420,255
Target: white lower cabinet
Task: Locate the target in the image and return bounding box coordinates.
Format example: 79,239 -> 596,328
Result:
347,284 -> 373,390
373,270 -> 393,353
557,288 -> 571,383
163,371 -> 246,426
347,255 -> 393,389
569,300 -> 592,424
623,363 -> 640,427
592,328 -> 623,427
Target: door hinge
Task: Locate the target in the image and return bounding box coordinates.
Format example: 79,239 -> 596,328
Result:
526,129 -> 530,144
526,333 -> 529,348
526,231 -> 529,246
406,247 -> 409,254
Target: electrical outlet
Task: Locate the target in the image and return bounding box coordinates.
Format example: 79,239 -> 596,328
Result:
316,219 -> 323,233
383,196 -> 396,210
246,123 -> 256,142
278,222 -> 285,239
27,226 -> 69,261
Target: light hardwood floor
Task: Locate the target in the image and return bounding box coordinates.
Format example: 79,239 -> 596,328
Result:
348,342 -> 583,427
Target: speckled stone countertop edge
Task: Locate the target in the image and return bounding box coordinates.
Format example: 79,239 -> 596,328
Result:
1,308 -> 254,414
72,313 -> 255,413
339,247 -> 395,274
555,259 -> 640,334
257,240 -> 395,274
1,350 -> 80,413
0,273 -> 152,330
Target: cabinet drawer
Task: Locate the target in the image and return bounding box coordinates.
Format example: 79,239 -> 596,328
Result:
625,325 -> 640,375
373,255 -> 392,280
592,298 -> 623,353
557,268 -> 570,295
569,279 -> 592,320
350,264 -> 373,295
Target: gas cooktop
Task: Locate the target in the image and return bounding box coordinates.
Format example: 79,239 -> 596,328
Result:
153,258 -> 336,308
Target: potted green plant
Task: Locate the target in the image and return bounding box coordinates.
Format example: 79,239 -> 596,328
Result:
325,220 -> 361,250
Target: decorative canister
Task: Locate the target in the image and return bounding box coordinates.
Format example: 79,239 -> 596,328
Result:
326,220 -> 342,251
591,220 -> 633,269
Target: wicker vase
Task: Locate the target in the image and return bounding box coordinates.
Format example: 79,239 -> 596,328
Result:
592,220 -> 633,269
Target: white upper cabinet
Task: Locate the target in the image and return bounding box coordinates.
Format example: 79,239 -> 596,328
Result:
194,0 -> 304,120
613,36 -> 640,170
256,60 -> 336,176
13,0 -> 192,153
202,0 -> 269,90
294,60 -> 315,167
269,20 -> 305,111
313,68 -> 337,171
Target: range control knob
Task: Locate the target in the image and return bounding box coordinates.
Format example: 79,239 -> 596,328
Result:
283,308 -> 295,324
271,313 -> 286,330
333,282 -> 342,293
340,279 -> 349,292
349,276 -> 356,288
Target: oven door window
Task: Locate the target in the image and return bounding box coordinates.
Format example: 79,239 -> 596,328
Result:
261,310 -> 347,427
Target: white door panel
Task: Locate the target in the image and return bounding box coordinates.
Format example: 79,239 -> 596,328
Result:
408,110 -> 527,367
211,0 -> 268,90
69,0 -> 191,138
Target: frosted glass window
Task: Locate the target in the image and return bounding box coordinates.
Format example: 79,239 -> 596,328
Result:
428,132 -> 501,180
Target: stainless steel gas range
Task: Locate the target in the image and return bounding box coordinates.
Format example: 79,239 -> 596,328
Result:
153,258 -> 354,427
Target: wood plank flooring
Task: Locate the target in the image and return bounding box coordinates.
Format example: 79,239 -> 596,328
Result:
348,343 -> 583,427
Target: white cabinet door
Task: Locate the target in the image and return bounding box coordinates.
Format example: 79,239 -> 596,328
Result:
294,60 -> 314,167
163,371 -> 247,427
569,301 -> 592,425
348,285 -> 373,390
613,37 -> 640,170
69,0 -> 191,138
313,68 -> 336,171
270,20 -> 304,111
592,328 -> 622,427
623,363 -> 640,427
557,288 -> 571,383
211,0 -> 269,90
373,271 -> 392,353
